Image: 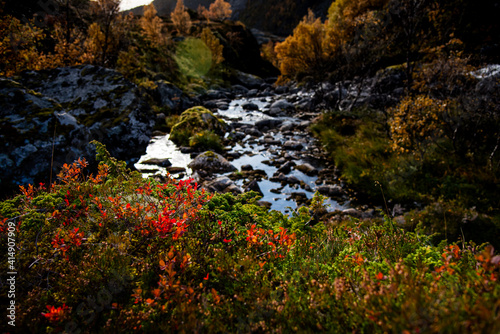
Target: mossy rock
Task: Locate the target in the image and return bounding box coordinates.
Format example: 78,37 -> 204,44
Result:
170,106 -> 226,147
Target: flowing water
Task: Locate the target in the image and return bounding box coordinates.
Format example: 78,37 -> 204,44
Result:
135,96 -> 349,214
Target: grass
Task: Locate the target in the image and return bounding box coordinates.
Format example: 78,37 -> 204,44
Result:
310,108 -> 500,249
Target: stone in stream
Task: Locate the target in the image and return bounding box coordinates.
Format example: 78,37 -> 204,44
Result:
277,161 -> 296,174
283,140 -> 304,151
169,106 -> 227,147
205,176 -> 242,195
289,192 -> 308,205
279,121 -> 295,132
141,157 -> 172,168
166,167 -> 186,174
241,164 -> 253,171
242,102 -> 259,110
244,179 -> 263,196
295,163 -> 318,176
188,151 -> 237,174
255,119 -> 283,130
317,184 -> 343,197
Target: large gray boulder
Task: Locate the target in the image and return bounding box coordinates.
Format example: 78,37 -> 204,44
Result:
0,65 -> 154,193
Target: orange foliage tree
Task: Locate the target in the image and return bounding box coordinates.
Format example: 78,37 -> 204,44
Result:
0,15 -> 50,76
141,3 -> 168,44
200,27 -> 224,67
87,0 -> 123,66
198,0 -> 232,22
171,0 -> 192,35
275,10 -> 333,83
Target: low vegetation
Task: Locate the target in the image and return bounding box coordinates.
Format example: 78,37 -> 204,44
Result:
1,143 -> 499,332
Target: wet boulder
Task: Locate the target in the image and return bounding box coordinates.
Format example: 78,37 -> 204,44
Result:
295,163 -> 318,176
188,151 -> 237,174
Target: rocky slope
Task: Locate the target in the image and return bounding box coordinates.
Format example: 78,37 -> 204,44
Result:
0,65 -> 155,197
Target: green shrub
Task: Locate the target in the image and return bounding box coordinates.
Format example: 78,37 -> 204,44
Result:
188,129 -> 224,152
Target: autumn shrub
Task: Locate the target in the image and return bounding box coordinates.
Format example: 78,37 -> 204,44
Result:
1,143 -> 499,333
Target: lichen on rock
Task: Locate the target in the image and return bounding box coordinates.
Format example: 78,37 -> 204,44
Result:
0,65 -> 155,197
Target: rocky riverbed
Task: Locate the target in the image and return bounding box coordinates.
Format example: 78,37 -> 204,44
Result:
134,72 -> 407,217
0,63 -> 408,218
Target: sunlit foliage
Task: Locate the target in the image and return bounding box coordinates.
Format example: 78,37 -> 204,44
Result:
171,0 -> 192,35
200,27 -> 224,66
0,15 -> 49,76
275,10 -> 333,83
141,3 -> 168,45
198,0 -> 232,22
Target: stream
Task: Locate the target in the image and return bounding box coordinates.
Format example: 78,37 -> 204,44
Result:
134,95 -> 350,215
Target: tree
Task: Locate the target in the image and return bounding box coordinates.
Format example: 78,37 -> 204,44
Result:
274,10 -> 332,83
51,0 -> 91,64
141,3 -> 168,45
200,27 -> 223,67
0,14 -> 49,76
199,0 -> 232,22
171,0 -> 191,35
89,0 -> 122,66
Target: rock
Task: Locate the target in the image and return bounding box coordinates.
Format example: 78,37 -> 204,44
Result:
155,80 -> 191,111
270,99 -> 295,110
255,119 -> 283,130
286,176 -> 300,184
188,151 -> 237,174
295,163 -> 318,176
244,179 -> 263,196
169,106 -> 226,147
242,102 -> 259,110
290,192 -> 308,205
235,71 -> 265,89
0,65 -> 154,193
226,183 -> 243,195
203,100 -> 218,110
206,176 -> 234,192
277,161 -> 296,174
241,164 -> 253,171
342,208 -> 363,218
243,127 -> 262,137
231,85 -> 249,95
279,121 -> 295,132
283,140 -> 304,150
166,166 -> 186,174
257,201 -> 272,209
270,172 -> 287,182
317,184 -> 343,197
263,138 -> 281,145
141,158 -> 172,168
270,188 -> 282,194
275,86 -> 289,94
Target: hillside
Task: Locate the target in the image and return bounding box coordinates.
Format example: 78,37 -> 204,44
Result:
126,0 -> 332,36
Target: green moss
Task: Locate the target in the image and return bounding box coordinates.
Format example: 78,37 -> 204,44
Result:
170,106 -> 226,147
